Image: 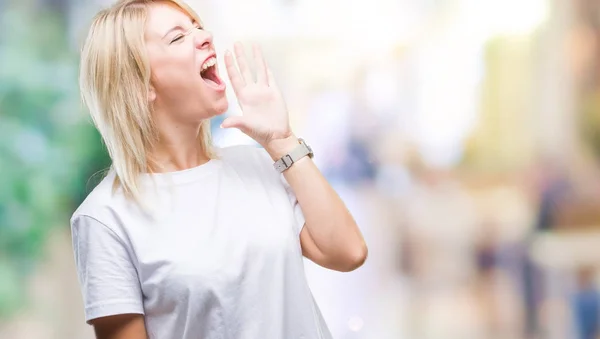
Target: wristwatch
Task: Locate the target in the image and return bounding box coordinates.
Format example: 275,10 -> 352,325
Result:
273,138 -> 314,173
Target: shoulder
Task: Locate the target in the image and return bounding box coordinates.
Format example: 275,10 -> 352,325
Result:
70,170 -> 133,234
71,171 -> 114,218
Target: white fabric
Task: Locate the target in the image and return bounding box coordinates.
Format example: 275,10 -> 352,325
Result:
70,145 -> 332,339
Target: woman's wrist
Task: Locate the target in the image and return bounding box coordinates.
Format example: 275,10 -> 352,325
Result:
264,134 -> 299,161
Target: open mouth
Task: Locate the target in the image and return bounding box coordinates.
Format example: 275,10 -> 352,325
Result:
200,56 -> 224,90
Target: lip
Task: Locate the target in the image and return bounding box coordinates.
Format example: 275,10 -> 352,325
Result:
200,53 -> 217,69
199,52 -> 225,92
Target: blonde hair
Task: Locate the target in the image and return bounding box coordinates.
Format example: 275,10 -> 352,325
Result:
79,0 -> 213,206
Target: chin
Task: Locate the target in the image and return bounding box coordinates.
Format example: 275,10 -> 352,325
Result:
212,96 -> 229,116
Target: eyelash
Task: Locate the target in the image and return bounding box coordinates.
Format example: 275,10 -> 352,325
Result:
170,25 -> 203,44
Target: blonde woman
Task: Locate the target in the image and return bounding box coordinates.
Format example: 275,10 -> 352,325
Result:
71,0 -> 367,338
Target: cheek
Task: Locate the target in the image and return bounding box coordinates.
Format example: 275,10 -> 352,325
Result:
153,61 -> 191,83
149,57 -> 173,89
149,49 -> 197,87
173,44 -> 199,75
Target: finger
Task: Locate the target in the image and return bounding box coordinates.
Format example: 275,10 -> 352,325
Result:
224,50 -> 245,95
252,43 -> 268,85
265,62 -> 279,90
220,116 -> 250,133
234,42 -> 254,84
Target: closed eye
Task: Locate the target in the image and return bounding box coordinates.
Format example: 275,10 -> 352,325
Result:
170,24 -> 203,44
171,35 -> 184,43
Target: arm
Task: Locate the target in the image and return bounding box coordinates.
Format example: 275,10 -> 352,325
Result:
91,314 -> 147,339
221,42 -> 367,271
266,136 -> 368,272
71,215 -> 146,336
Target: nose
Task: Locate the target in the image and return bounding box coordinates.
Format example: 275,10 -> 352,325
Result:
193,29 -> 213,50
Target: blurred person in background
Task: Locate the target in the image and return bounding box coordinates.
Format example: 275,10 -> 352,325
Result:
571,266 -> 600,339
70,0 -> 367,338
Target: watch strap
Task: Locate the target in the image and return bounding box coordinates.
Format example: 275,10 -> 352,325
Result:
273,138 -> 313,173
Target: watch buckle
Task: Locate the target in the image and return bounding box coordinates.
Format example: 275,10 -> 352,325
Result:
282,154 -> 294,168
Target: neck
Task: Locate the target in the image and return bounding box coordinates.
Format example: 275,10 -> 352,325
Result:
148,112 -> 210,173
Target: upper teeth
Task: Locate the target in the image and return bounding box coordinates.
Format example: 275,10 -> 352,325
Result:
201,57 -> 216,72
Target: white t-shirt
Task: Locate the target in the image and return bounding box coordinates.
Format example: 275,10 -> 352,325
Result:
70,145 -> 333,339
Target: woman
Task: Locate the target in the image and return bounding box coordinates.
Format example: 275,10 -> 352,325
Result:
71,0 -> 368,338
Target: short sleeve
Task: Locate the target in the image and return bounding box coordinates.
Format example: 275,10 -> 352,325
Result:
71,215 -> 144,323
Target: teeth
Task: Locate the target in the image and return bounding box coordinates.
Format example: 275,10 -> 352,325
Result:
201,57 -> 216,72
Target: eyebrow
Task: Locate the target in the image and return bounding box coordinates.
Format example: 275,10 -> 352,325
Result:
161,17 -> 197,40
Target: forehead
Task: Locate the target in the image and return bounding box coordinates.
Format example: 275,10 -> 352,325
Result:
145,2 -> 195,40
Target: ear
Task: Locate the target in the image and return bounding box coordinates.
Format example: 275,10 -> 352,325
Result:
148,85 -> 156,102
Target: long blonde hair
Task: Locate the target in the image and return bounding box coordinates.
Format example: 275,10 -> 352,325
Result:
79,0 -> 213,206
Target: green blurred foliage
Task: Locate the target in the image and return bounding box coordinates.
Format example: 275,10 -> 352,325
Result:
0,5 -> 110,318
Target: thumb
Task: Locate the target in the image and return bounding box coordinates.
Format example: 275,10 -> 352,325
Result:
220,116 -> 250,132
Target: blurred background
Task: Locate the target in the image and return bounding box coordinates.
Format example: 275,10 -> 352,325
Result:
3,0 -> 600,338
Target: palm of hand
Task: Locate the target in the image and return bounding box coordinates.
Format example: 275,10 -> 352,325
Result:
221,43 -> 292,146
